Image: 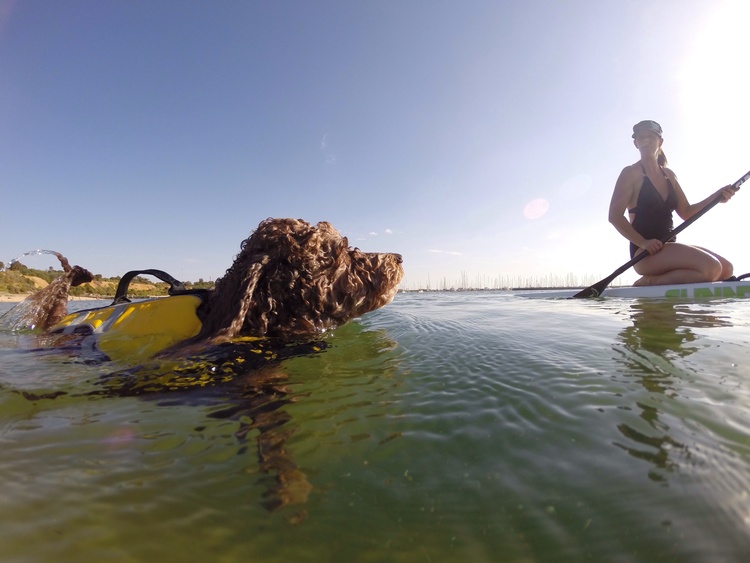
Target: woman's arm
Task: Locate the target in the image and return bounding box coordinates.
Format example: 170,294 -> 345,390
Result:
667,169 -> 736,220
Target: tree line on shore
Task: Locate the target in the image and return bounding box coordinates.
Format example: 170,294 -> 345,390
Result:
0,261 -> 215,297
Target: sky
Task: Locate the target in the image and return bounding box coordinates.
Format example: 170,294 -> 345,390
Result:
1,0 -> 749,290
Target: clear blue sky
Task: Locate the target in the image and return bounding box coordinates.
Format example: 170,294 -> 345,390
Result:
1,0 -> 748,289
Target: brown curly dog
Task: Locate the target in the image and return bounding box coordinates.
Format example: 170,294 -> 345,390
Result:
4,218 -> 403,351
194,217 -> 404,343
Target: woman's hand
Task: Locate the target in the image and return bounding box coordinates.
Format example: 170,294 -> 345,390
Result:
641,238 -> 664,255
718,184 -> 738,202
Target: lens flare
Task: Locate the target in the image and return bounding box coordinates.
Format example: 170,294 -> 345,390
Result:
524,198 -> 549,220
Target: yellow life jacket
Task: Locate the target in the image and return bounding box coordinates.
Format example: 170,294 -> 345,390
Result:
49,294 -> 204,363
46,268 -> 327,394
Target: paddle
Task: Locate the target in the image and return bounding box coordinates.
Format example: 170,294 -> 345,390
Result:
573,169 -> 750,298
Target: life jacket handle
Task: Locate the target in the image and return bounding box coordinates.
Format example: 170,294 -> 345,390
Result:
112,269 -> 190,305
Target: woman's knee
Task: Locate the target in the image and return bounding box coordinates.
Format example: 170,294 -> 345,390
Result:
701,257 -> 723,281
720,258 -> 734,279
695,247 -> 732,280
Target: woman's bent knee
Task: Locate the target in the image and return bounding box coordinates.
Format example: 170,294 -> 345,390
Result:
703,259 -> 723,281
721,260 -> 734,280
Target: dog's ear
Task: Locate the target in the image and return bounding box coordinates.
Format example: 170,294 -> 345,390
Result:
201,255 -> 269,343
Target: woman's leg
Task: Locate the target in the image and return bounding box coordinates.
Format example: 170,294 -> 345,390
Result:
633,242 -> 723,285
694,246 -> 733,279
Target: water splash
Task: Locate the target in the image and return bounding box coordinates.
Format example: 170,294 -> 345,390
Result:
0,299 -> 43,332
1,250 -> 67,331
3,249 -> 63,271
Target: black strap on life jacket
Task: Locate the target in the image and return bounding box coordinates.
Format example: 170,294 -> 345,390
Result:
112,269 -> 209,305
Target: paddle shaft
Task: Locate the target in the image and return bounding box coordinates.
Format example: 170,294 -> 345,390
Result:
573,169 -> 750,298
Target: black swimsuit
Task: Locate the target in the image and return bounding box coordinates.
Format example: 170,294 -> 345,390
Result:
628,164 -> 677,258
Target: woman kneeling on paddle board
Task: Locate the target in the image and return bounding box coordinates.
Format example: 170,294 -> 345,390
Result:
608,120 -> 737,286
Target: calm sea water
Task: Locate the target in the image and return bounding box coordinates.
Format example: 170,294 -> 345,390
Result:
2,292 -> 750,562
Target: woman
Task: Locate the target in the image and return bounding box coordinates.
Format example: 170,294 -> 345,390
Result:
608,120 -> 737,286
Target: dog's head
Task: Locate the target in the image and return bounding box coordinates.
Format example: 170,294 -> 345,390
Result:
199,218 -> 403,340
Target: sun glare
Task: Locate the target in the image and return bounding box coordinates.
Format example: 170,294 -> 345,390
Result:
674,0 -> 750,269
678,0 -> 750,158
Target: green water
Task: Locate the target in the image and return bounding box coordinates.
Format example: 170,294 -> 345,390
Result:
1,293 -> 750,561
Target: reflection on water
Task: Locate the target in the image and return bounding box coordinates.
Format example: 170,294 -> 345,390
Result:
613,300 -> 733,482
619,299 -> 732,357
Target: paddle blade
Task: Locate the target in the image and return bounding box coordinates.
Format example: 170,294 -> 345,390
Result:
571,286 -> 601,299
571,273 -> 620,299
